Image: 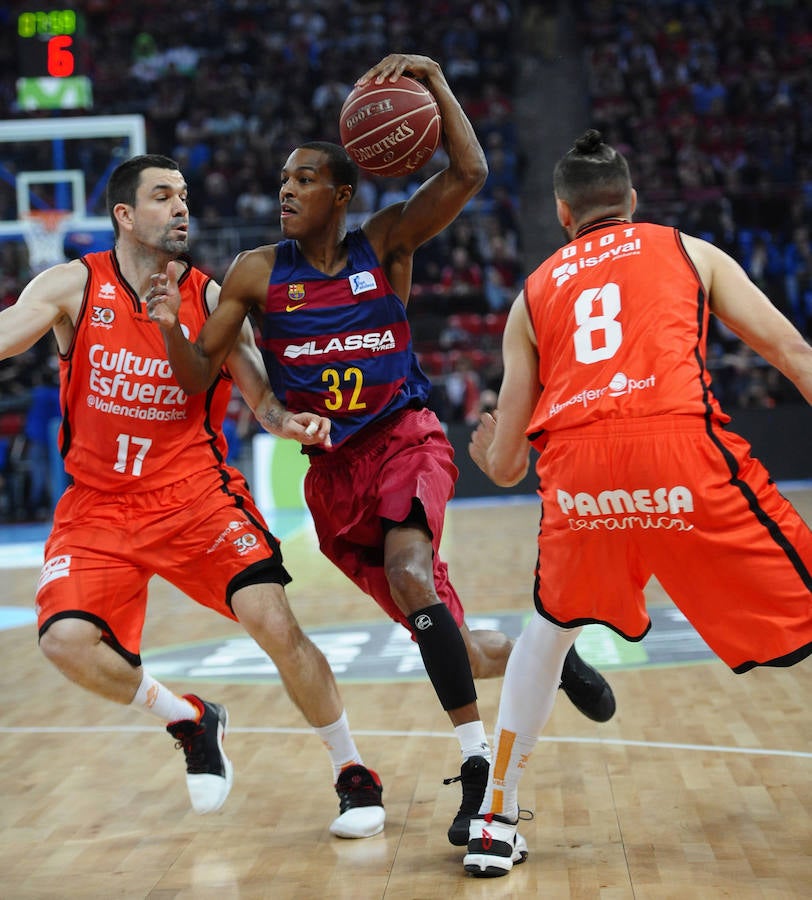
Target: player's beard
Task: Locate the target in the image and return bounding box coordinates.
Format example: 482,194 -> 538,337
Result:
159,227 -> 189,256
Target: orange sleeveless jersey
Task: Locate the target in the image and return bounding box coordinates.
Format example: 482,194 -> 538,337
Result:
59,251 -> 231,491
524,221 -> 728,445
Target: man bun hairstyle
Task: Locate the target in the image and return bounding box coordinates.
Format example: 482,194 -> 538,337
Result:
553,128 -> 632,222
572,128 -> 606,156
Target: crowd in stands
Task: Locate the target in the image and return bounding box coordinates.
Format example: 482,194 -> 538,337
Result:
0,0 -> 523,519
0,0 -> 810,520
576,0 -> 812,408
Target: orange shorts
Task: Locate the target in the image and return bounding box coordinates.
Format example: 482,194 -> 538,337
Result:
534,415 -> 812,672
305,407 -> 464,631
36,467 -> 290,664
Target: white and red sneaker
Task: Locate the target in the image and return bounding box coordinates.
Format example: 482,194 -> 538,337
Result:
464,813 -> 528,877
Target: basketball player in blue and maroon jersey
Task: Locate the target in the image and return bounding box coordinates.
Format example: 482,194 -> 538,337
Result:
149,52 -> 615,851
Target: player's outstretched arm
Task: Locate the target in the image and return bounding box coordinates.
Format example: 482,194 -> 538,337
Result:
0,262 -> 85,358
684,234 -> 812,405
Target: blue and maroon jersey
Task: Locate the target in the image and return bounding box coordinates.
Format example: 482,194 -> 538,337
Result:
259,229 -> 431,450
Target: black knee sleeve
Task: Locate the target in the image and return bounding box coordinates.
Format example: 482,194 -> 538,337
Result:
407,604 -> 477,711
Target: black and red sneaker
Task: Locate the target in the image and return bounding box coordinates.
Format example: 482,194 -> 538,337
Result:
166,694 -> 232,814
329,764 -> 385,838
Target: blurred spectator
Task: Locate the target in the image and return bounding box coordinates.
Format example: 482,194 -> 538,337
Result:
444,354 -> 482,425
236,183 -> 277,223
440,246 -> 485,309
14,362 -> 63,520
471,0 -> 512,48
481,133 -> 520,200
222,383 -> 257,470
482,234 -> 521,312
690,68 -> 728,117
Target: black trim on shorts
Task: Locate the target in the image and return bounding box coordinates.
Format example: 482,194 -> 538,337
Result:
687,266 -> 812,593
732,641 -> 812,674
225,556 -> 292,613
703,414 -> 812,592
534,503 -> 650,641
532,561 -> 652,643
38,610 -> 142,667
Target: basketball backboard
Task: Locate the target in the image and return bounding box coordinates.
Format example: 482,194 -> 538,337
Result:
0,114 -> 146,271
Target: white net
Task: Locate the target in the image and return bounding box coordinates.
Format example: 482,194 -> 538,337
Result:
21,211 -> 71,273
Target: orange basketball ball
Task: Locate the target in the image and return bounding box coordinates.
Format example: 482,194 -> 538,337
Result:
339,76 -> 441,178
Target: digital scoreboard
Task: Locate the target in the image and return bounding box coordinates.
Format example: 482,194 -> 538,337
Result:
16,8 -> 93,110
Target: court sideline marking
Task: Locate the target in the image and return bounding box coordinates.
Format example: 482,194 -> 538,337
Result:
1,724 -> 809,760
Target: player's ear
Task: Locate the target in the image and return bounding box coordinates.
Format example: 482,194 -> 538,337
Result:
555,196 -> 572,229
336,184 -> 353,207
113,202 -> 134,233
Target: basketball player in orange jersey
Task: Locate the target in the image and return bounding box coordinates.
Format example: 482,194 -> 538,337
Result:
147,53 -> 615,853
0,154 -> 387,839
463,129 -> 812,877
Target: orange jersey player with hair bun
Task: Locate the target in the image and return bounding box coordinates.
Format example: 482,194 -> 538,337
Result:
465,128 -> 812,879
522,219 -> 811,662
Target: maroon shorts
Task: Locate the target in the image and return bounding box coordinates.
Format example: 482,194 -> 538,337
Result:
36,467 -> 289,663
304,407 -> 464,630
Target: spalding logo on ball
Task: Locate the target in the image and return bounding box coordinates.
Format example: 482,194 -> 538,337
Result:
339,75 -> 441,178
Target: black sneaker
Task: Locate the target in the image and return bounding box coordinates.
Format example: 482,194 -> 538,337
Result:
443,755 -> 489,846
560,646 -> 616,722
166,694 -> 233,814
329,764 -> 385,838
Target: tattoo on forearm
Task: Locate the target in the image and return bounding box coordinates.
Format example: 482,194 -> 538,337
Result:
261,407 -> 284,430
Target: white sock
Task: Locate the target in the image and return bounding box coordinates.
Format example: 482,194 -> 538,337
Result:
132,672 -> 198,722
314,711 -> 363,780
480,614 -> 579,819
455,720 -> 491,762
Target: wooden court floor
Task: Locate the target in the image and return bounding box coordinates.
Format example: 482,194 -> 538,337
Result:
1,489 -> 810,899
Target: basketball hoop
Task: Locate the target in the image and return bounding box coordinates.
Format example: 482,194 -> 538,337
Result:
21,210 -> 72,273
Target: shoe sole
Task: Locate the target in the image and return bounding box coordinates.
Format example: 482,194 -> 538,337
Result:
464,858 -> 512,877
329,805 -> 385,839
464,832 -> 528,877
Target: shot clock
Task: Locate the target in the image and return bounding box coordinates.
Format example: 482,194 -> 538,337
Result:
16,7 -> 93,110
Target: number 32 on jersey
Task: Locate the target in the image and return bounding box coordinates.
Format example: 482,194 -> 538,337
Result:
321,366 -> 367,412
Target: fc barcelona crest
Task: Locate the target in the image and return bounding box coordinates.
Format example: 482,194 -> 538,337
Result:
288,283 -> 305,302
